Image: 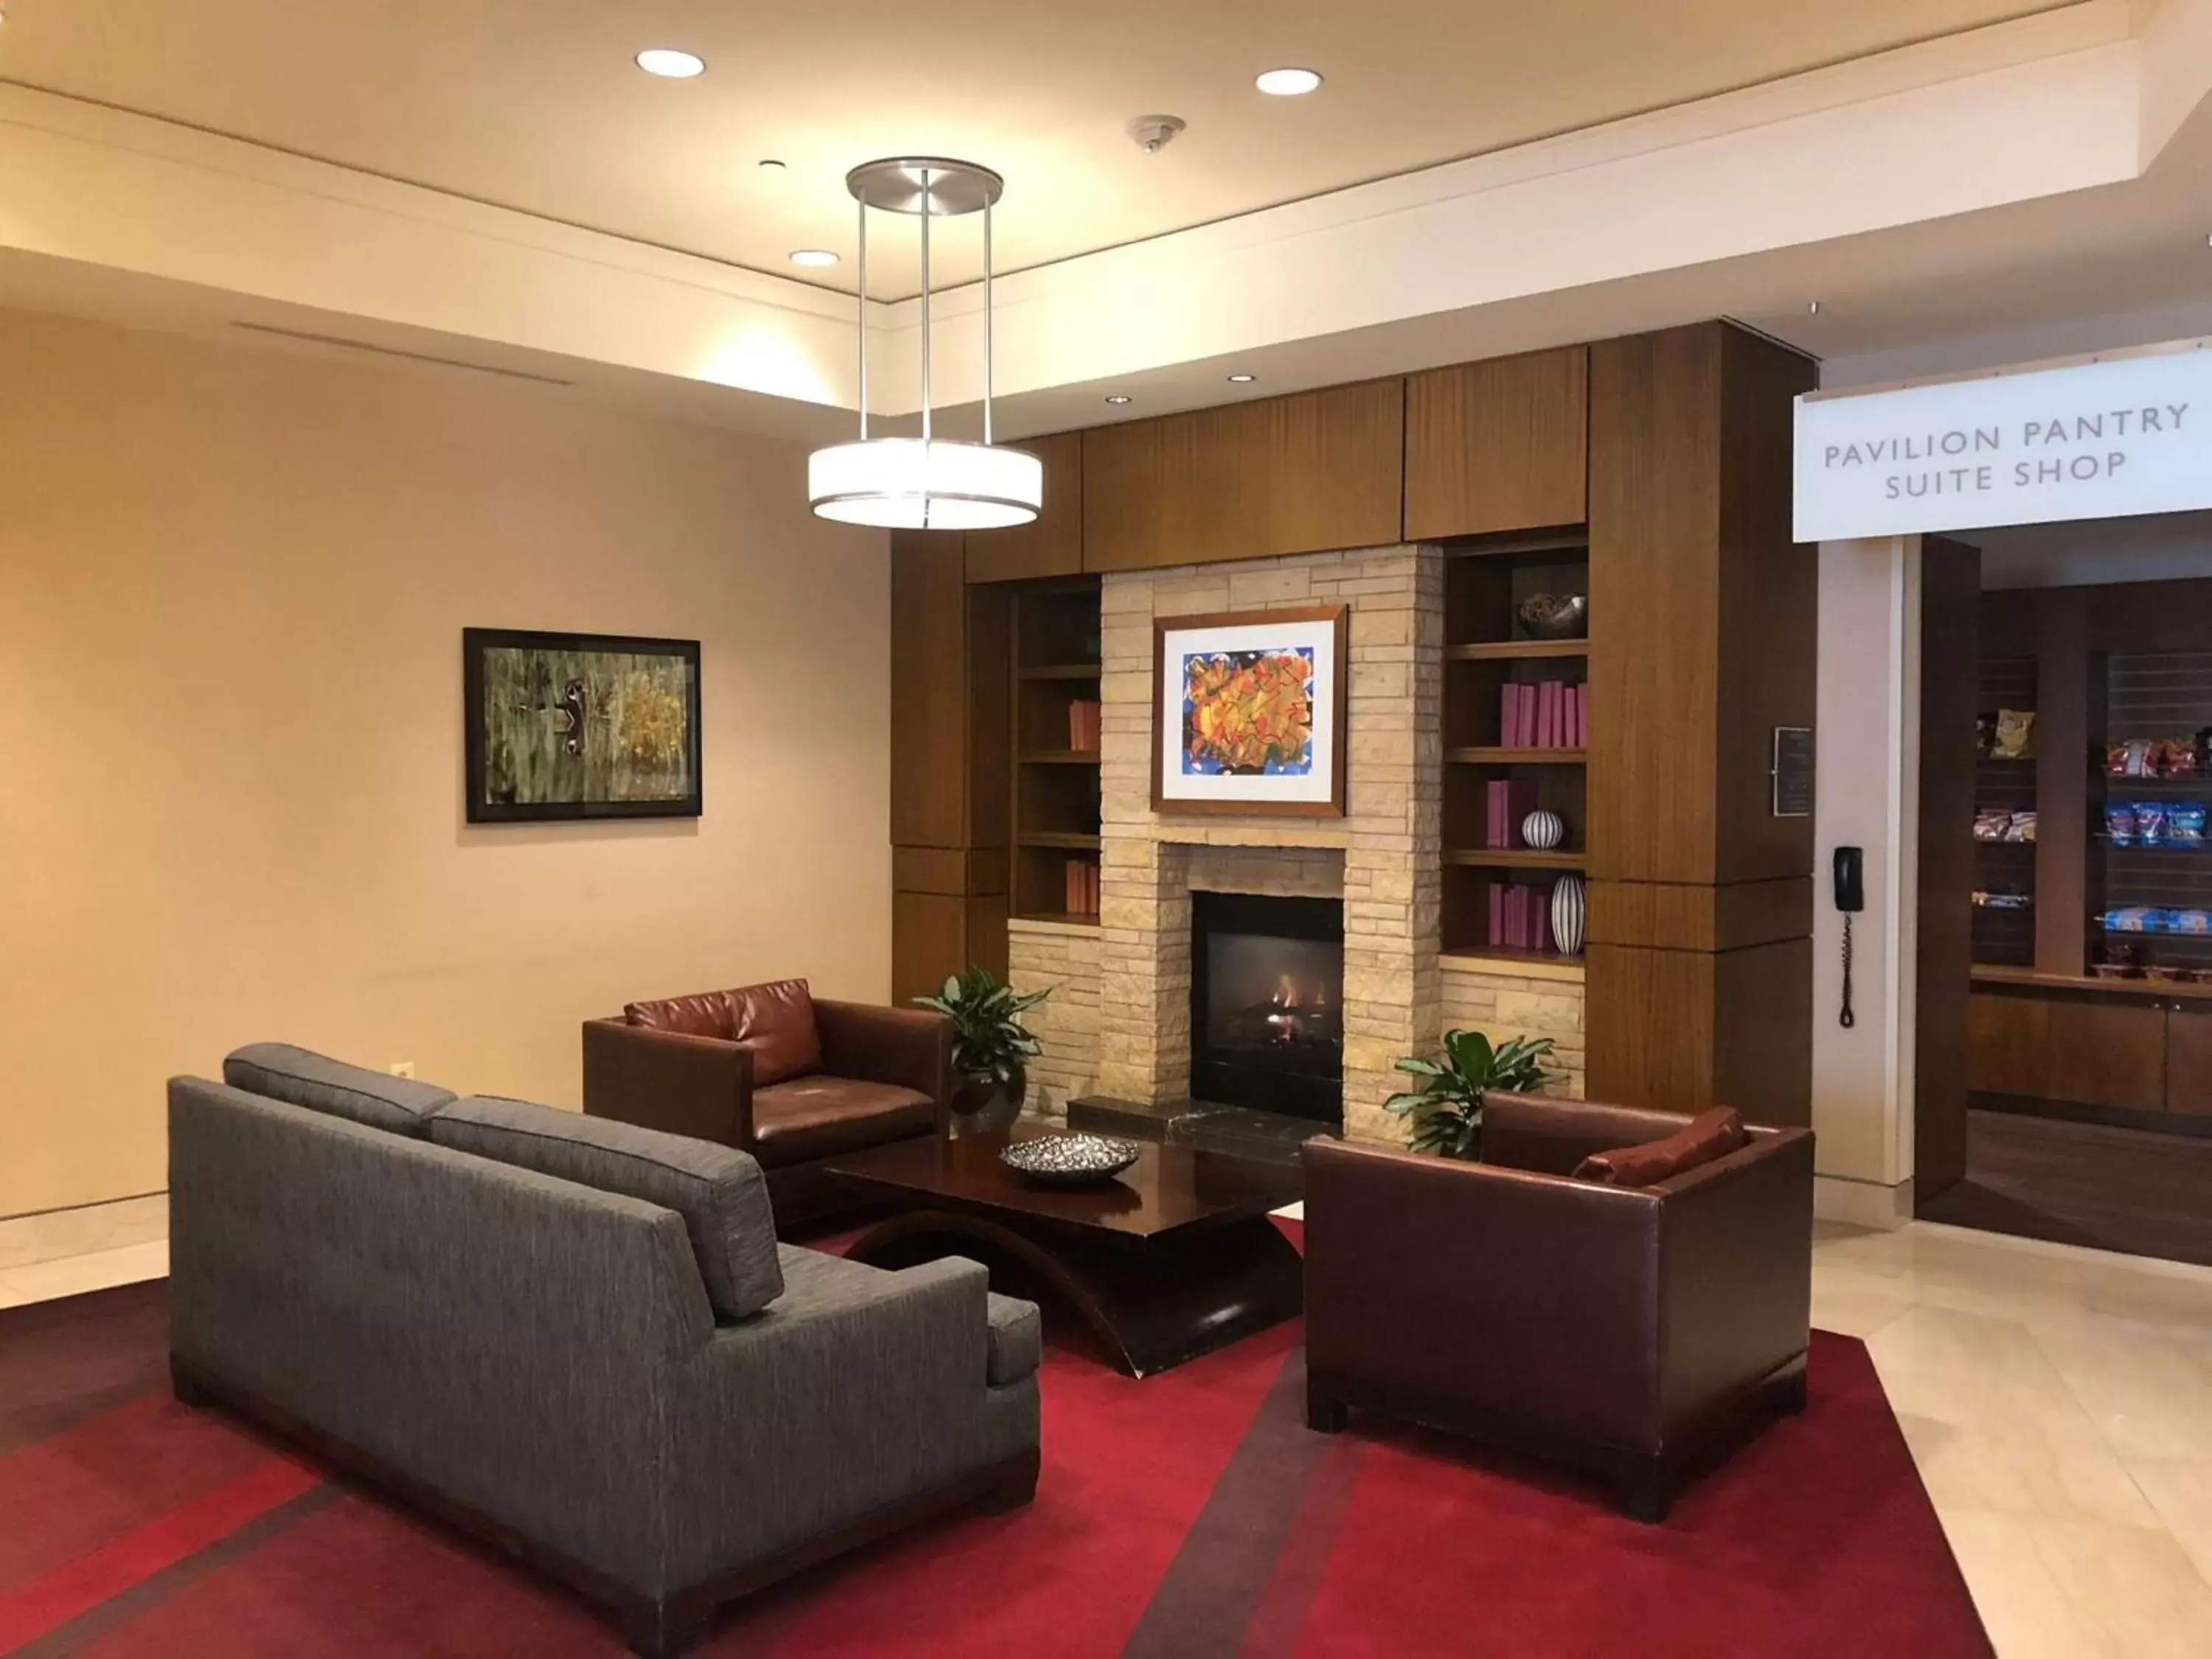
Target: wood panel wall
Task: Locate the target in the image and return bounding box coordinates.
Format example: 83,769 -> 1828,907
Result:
1080,380 -> 1405,571
1584,322 -> 1819,1126
961,433 -> 1084,583
1404,348 -> 1588,541
888,529 -> 1011,1001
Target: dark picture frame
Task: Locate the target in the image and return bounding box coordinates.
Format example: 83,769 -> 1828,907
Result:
1152,605 -> 1350,818
463,627 -> 703,823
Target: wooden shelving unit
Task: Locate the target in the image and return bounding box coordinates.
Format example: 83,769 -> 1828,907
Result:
1010,582 -> 1103,924
1438,534 -> 1591,962
1970,653 -> 2039,970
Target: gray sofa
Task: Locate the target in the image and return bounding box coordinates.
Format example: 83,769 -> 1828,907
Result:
169,1044 -> 1042,1657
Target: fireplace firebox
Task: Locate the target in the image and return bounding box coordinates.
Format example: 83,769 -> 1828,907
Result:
1189,891 -> 1344,1127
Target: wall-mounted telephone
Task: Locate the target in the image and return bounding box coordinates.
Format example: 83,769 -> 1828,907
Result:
1834,846 -> 1865,1028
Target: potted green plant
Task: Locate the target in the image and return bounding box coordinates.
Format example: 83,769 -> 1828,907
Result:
1383,1028 -> 1555,1159
914,967 -> 1053,1133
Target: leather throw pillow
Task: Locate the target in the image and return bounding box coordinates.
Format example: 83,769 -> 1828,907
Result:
727,978 -> 823,1087
1574,1106 -> 1747,1188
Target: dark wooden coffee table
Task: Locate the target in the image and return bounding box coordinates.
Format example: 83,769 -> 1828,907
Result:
827,1125 -> 1304,1379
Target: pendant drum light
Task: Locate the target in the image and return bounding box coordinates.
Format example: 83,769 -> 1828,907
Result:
808,159 -> 1041,530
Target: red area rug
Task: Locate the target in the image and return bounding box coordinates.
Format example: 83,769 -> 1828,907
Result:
0,1242 -> 1991,1658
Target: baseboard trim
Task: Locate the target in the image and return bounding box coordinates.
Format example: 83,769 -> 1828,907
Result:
1813,1174 -> 1913,1230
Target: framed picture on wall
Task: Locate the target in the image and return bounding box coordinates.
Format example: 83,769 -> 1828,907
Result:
1152,605 -> 1349,816
463,628 -> 702,823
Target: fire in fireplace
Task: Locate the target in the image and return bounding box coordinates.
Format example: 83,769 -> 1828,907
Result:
1189,891 -> 1343,1126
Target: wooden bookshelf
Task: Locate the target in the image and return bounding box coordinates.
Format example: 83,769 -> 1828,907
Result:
1444,848 -> 1586,871
1439,536 -> 1591,962
1447,640 -> 1589,662
1010,581 -> 1104,924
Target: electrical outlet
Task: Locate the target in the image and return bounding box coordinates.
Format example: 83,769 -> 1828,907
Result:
388,1061 -> 416,1079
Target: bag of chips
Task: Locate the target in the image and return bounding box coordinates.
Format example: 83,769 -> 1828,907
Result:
2138,801 -> 2171,847
2170,803 -> 2208,847
1991,709 -> 2036,760
1975,807 -> 2013,842
2107,802 -> 2139,846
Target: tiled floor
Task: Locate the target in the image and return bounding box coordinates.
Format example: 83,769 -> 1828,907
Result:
1815,1217 -> 2212,1658
0,1194 -> 168,1305
6,1195 -> 2208,1656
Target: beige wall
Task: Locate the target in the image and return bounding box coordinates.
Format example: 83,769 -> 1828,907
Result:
0,310 -> 891,1217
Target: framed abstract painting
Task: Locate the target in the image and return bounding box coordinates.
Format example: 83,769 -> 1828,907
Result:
463,628 -> 702,823
1152,605 -> 1349,816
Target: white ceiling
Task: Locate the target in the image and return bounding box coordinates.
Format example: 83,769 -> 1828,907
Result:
0,0 -> 2083,296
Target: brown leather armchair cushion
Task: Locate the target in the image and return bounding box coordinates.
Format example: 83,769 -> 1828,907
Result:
1574,1107 -> 1746,1188
726,979 -> 822,1087
749,1077 -> 935,1167
625,991 -> 733,1039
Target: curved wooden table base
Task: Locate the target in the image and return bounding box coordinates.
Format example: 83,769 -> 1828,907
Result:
846,1208 -> 1304,1379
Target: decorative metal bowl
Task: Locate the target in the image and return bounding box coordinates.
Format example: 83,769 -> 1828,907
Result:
1000,1133 -> 1143,1187
1517,593 -> 1589,640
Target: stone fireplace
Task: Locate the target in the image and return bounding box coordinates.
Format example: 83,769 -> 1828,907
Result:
1007,541 -> 1587,1144
1190,891 -> 1344,1127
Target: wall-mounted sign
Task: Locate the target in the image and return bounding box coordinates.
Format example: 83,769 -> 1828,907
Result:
1794,344 -> 2212,542
1771,727 -> 1814,818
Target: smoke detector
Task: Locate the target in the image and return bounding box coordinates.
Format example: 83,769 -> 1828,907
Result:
1126,114 -> 1186,155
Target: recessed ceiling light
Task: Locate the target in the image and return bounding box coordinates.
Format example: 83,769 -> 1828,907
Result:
1105,394 -> 1132,405
1256,67 -> 1324,97
788,249 -> 841,268
635,48 -> 706,78
1227,372 -> 1256,383
1808,300 -> 1822,315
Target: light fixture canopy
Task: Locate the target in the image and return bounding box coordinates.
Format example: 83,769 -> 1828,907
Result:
1227,372 -> 1256,383
1256,67 -> 1324,96
1105,394 -> 1133,405
809,158 -> 1041,530
635,47 -> 705,78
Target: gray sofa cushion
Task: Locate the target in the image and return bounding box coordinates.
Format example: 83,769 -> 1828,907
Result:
223,1043 -> 456,1137
432,1095 -> 783,1319
774,1244 -> 1041,1385
985,1294 -> 1043,1386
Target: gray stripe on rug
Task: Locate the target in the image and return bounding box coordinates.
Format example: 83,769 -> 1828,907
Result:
10,1484 -> 340,1659
1121,1349 -> 1341,1659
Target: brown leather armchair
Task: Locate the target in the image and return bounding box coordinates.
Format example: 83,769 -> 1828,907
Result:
582,979 -> 953,1228
1302,1099 -> 1813,1521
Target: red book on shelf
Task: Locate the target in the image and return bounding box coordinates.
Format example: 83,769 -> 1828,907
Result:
1576,684 -> 1588,747
1562,684 -> 1578,750
1484,779 -> 1500,849
1517,684 -> 1538,747
1544,681 -> 1563,747
1498,684 -> 1519,752
1505,778 -> 1537,847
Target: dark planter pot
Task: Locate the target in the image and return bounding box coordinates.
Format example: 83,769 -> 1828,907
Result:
950,1065 -> 1027,1135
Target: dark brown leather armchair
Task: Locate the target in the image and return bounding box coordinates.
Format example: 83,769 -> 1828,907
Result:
1302,1099 -> 1813,1521
583,981 -> 953,1228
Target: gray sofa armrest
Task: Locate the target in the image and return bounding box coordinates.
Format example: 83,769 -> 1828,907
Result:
661,1253 -> 1034,1590
986,1293 -> 1043,1386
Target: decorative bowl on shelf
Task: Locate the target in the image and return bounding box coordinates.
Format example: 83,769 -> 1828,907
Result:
1517,594 -> 1588,640
999,1133 -> 1143,1187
